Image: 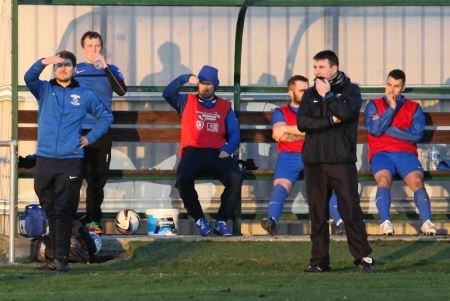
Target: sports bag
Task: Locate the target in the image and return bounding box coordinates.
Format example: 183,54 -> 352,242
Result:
30,220 -> 99,263
19,204 -> 48,238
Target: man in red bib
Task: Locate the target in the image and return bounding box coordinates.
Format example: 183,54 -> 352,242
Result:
261,75 -> 343,236
365,69 -> 436,236
163,65 -> 242,236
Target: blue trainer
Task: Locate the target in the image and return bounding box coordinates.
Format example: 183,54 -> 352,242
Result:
214,220 -> 232,236
196,217 -> 212,236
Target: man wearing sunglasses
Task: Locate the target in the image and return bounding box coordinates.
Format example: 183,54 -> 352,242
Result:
24,51 -> 113,271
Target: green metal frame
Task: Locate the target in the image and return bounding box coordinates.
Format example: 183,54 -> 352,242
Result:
16,1 -> 450,6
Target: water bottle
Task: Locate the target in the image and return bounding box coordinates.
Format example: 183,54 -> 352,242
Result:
429,146 -> 440,171
420,148 -> 429,171
94,60 -> 103,70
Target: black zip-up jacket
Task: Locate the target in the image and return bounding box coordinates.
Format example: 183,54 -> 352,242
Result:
297,72 -> 361,164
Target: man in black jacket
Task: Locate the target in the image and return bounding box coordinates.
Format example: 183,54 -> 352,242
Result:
297,50 -> 373,273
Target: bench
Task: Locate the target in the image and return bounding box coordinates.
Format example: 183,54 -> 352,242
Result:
17,106 -> 450,234
18,109 -> 450,177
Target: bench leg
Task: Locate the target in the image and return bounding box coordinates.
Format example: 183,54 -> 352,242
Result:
233,198 -> 242,235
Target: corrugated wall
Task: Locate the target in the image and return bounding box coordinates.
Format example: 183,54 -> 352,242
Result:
16,5 -> 450,87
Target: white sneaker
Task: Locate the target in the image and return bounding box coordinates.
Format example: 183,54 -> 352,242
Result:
335,219 -> 345,235
420,220 -> 437,236
380,220 -> 394,236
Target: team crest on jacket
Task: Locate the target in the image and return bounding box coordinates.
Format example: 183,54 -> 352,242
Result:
70,94 -> 81,106
196,120 -> 204,130
196,111 -> 220,132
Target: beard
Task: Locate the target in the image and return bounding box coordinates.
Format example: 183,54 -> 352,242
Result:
56,73 -> 72,86
199,91 -> 214,100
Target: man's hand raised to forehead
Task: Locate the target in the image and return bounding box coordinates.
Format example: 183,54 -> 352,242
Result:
189,75 -> 199,85
41,55 -> 65,66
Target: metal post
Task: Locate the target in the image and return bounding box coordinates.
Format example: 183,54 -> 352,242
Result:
0,140 -> 17,264
9,141 -> 17,264
232,1 -> 251,235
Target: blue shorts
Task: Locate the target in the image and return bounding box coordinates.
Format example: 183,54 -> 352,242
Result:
274,152 -> 304,184
371,152 -> 423,178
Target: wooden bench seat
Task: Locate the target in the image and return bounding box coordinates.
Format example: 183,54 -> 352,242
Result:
18,109 -> 450,182
17,109 -> 450,181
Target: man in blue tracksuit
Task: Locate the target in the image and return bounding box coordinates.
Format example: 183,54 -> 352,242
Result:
24,51 -> 113,271
74,31 -> 127,234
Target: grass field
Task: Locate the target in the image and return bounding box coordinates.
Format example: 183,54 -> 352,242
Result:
0,239 -> 449,301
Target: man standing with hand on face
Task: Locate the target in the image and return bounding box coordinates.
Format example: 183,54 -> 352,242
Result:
74,31 -> 127,234
365,69 -> 436,236
297,50 -> 373,273
163,65 -> 242,237
24,51 -> 113,271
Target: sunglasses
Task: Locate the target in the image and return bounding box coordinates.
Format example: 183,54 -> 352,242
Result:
55,62 -> 73,68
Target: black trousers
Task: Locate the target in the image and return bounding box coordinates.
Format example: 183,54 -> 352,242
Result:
304,163 -> 372,267
82,130 -> 112,224
34,157 -> 83,260
175,147 -> 242,221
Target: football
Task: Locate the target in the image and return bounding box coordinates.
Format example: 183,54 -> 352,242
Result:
114,209 -> 141,234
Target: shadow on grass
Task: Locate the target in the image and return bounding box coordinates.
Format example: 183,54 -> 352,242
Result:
78,240 -> 214,273
84,239 -> 450,275
374,240 -> 449,272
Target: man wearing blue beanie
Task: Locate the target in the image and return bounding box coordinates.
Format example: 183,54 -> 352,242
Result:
163,65 -> 242,236
197,65 -> 220,90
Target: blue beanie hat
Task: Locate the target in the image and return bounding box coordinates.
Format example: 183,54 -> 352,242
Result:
198,65 -> 219,89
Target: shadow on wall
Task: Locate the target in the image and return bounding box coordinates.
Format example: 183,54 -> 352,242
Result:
55,6 -> 323,87
137,41 -> 191,171
140,41 -> 192,87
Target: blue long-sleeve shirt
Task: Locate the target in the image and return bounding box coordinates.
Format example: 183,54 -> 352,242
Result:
74,62 -> 126,129
364,96 -> 425,143
162,74 -> 240,154
24,59 -> 113,159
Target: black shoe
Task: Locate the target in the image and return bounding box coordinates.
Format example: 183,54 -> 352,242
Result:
35,260 -> 56,271
37,254 -> 57,271
358,257 -> 374,273
54,258 -> 70,272
304,265 -> 331,273
261,218 -> 277,235
46,258 -> 57,271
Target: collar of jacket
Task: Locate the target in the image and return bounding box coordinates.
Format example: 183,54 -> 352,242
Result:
50,78 -> 80,89
330,71 -> 350,93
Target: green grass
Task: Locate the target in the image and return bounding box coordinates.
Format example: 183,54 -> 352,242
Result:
0,240 -> 449,300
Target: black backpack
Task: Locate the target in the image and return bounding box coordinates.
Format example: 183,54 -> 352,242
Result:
30,220 -> 97,263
